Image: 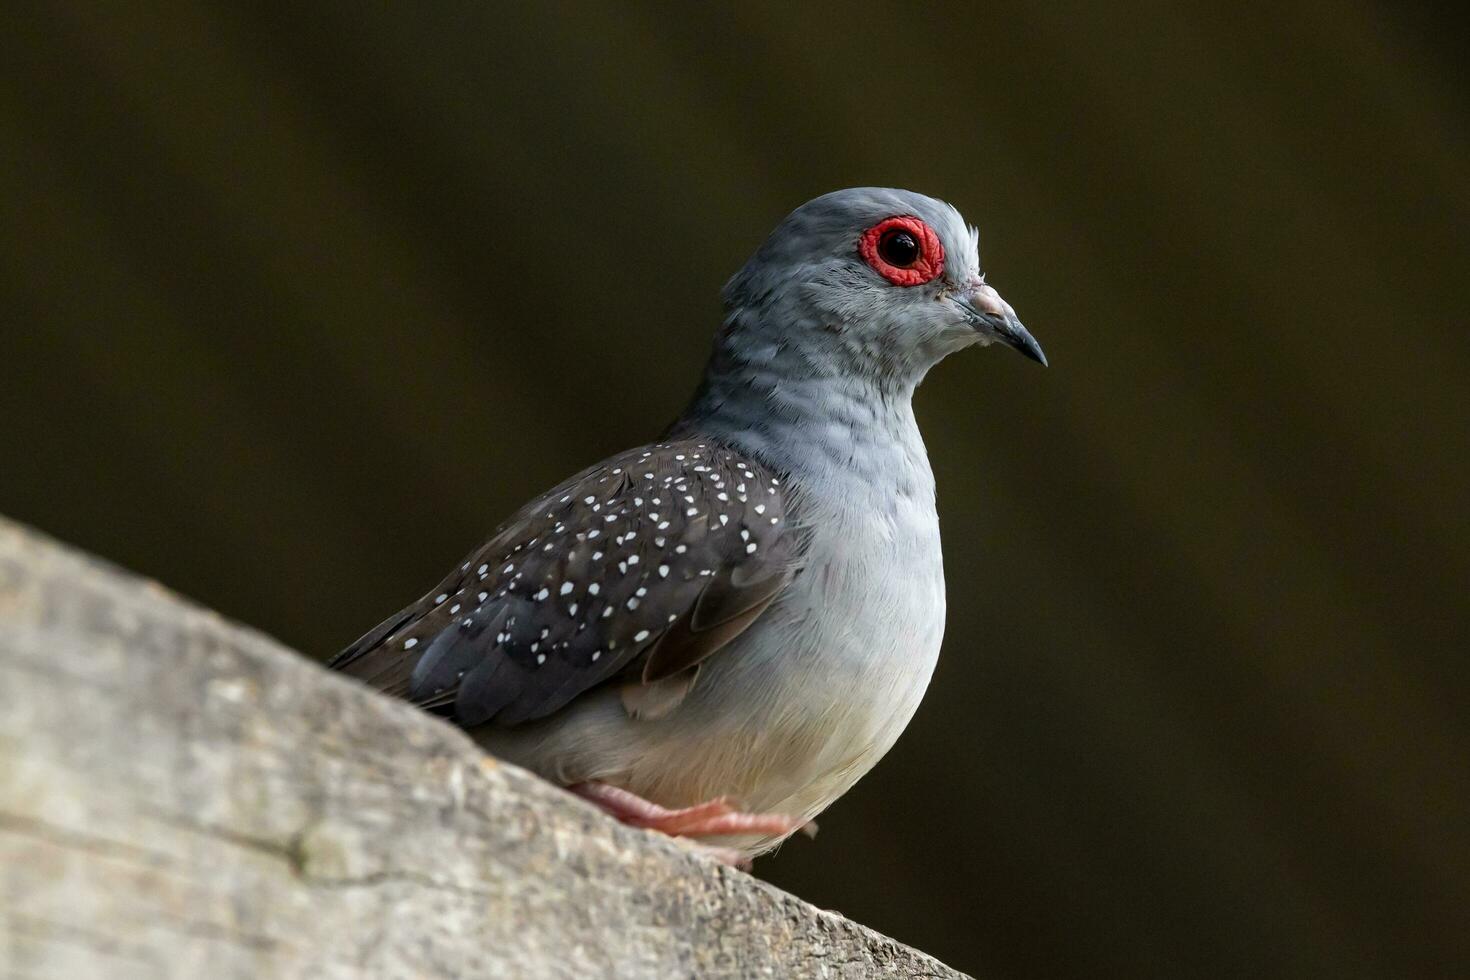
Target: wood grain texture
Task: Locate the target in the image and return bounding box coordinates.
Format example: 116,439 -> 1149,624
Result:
0,516 -> 963,980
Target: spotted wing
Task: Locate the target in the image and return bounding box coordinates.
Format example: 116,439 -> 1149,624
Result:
328,440 -> 800,727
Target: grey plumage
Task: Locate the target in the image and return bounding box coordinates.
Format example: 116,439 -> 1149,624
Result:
331,187 -> 1043,857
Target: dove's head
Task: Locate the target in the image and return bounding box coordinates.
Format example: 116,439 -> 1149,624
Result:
716,187 -> 1045,390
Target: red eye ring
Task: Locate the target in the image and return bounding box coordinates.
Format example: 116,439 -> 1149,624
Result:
858,215 -> 944,286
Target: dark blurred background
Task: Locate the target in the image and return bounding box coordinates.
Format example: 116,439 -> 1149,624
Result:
3,2 -> 1467,976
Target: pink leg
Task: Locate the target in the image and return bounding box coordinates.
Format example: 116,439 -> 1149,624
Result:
567,781 -> 806,861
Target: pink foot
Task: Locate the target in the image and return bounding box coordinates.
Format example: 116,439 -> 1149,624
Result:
567,781 -> 806,863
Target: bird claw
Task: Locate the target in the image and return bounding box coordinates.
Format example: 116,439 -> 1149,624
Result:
567,781 -> 805,848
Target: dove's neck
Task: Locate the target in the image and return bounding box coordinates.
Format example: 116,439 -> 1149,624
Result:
670,311 -> 936,509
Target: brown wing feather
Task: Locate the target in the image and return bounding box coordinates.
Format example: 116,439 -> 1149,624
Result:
328,439 -> 801,728
642,562 -> 794,682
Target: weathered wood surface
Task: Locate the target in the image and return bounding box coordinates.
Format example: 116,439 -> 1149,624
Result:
0,517 -> 964,979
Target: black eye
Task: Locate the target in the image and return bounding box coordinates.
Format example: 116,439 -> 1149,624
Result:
877,229 -> 920,268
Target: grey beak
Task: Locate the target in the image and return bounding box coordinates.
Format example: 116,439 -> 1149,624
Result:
957,282 -> 1047,367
